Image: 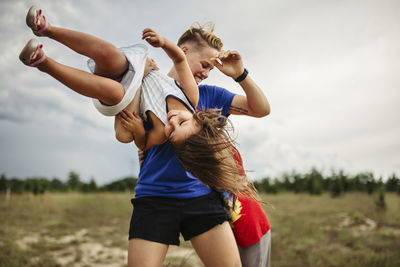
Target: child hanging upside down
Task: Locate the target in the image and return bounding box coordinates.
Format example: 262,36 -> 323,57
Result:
19,5 -> 250,196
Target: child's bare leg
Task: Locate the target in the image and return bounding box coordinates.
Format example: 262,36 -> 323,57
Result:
35,15 -> 127,79
114,57 -> 158,142
114,86 -> 142,143
37,55 -> 124,105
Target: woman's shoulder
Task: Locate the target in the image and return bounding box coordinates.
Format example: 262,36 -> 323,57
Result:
197,84 -> 236,115
198,84 -> 228,96
198,84 -> 222,90
198,84 -> 235,101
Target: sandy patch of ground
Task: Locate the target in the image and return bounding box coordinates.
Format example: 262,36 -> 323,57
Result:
337,213 -> 377,236
16,229 -> 203,266
165,245 -> 203,266
16,233 -> 41,250
16,229 -> 126,266
323,212 -> 400,238
378,226 -> 400,237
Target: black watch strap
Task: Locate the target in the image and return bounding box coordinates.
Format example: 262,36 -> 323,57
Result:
234,68 -> 248,82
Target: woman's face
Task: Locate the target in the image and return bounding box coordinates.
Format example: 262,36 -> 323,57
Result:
164,109 -> 200,143
184,46 -> 218,84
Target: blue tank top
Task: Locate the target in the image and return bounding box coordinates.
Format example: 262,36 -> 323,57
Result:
135,85 -> 235,198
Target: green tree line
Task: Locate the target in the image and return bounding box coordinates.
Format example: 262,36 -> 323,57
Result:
0,171 -> 137,195
1,168 -> 399,197
252,168 -> 400,197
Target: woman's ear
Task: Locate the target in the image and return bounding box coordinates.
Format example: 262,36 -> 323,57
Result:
180,45 -> 189,54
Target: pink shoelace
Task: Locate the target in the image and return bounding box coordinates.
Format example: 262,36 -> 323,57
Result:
33,9 -> 47,33
34,9 -> 42,27
29,44 -> 45,66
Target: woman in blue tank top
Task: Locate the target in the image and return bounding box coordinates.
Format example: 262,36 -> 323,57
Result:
125,23 -> 270,267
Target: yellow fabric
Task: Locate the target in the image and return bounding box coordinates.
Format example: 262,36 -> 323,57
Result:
229,198 -> 242,228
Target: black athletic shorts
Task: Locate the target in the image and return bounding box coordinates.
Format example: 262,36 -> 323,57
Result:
128,190 -> 231,245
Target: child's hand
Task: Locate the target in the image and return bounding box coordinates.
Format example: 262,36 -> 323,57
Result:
142,28 -> 165,48
119,110 -> 145,138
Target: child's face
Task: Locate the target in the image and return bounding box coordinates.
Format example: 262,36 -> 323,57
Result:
164,110 -> 200,143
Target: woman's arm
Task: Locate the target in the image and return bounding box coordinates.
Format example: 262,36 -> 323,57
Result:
212,50 -> 270,117
230,76 -> 270,117
142,28 -> 199,108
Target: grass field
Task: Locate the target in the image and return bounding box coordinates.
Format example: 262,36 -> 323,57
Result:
1,192 -> 399,266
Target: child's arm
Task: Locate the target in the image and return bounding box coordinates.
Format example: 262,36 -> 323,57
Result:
119,109 -> 146,149
114,86 -> 142,143
142,28 -> 199,108
119,110 -> 167,151
141,112 -> 167,150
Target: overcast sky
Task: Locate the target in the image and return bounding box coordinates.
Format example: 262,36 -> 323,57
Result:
1,0 -> 399,184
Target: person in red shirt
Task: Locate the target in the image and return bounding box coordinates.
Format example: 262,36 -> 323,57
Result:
230,147 -> 271,267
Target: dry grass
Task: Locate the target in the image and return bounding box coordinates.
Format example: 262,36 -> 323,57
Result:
263,192 -> 400,267
0,192 -> 399,266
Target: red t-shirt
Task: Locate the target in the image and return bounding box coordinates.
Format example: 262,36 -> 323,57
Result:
231,148 -> 271,248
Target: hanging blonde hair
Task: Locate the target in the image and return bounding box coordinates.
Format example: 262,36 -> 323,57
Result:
177,22 -> 223,51
171,109 -> 257,199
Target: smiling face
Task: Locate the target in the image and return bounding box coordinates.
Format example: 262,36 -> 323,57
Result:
183,45 -> 218,84
164,109 -> 200,143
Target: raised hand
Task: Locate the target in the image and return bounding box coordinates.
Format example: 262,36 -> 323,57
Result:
211,50 -> 244,79
142,28 -> 165,48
